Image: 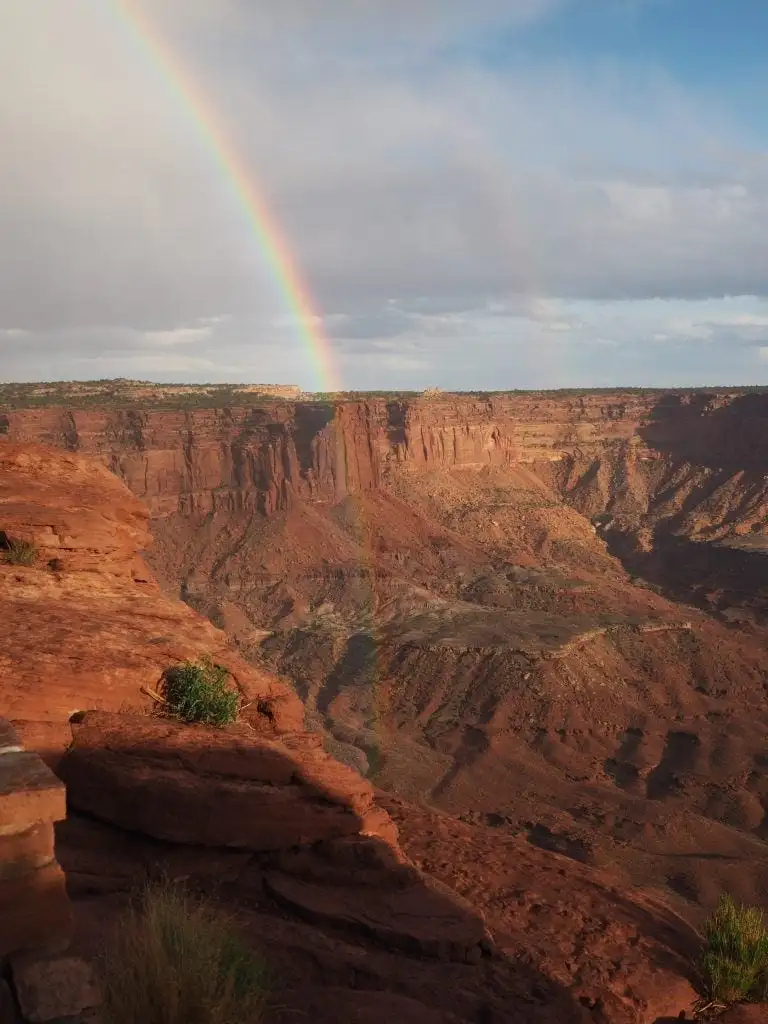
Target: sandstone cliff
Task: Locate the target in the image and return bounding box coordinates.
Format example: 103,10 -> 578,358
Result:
6,390 -> 767,558
0,392 -> 674,514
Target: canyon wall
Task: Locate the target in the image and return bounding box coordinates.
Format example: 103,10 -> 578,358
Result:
4,391 -> 767,559
2,390 -> 756,513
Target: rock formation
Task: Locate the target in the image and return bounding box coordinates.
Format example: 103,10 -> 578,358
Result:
0,437 -> 710,1021
0,442 -> 302,760
0,720 -> 101,1024
4,393 -> 768,916
0,721 -> 71,958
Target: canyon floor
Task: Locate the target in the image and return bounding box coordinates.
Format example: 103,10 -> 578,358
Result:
4,385 -> 768,1020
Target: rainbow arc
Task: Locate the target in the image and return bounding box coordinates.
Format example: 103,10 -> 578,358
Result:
113,0 -> 340,392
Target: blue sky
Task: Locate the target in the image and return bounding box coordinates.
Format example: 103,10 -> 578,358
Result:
497,0 -> 767,79
0,0 -> 766,390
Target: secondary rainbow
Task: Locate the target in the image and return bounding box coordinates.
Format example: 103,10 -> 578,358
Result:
112,0 -> 341,393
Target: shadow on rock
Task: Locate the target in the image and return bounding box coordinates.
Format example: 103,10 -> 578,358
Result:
53,710 -> 597,1023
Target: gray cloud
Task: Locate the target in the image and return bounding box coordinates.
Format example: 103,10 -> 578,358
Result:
0,0 -> 766,387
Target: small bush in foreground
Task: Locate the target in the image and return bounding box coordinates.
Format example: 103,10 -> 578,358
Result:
700,894 -> 768,1004
1,535 -> 38,566
102,882 -> 270,1024
161,658 -> 240,727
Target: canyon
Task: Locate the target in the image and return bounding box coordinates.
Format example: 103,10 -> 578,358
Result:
4,388 -> 768,1019
0,438 -> 702,1023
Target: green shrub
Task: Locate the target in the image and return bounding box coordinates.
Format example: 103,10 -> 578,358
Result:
161,658 -> 240,727
101,881 -> 270,1024
1,535 -> 38,566
700,894 -> 768,1004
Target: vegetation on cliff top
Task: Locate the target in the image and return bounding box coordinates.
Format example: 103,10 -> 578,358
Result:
4,378 -> 768,412
101,881 -> 270,1024
0,533 -> 38,566
161,658 -> 240,728
699,894 -> 768,1007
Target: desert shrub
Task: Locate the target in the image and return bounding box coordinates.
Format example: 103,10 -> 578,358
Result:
700,894 -> 768,1004
101,881 -> 270,1024
0,534 -> 38,566
161,658 -> 239,727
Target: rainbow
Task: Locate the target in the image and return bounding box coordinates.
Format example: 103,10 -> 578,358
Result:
112,1 -> 341,393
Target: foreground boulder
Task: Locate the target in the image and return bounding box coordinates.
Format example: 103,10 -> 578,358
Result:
59,710 -> 492,971
60,711 -> 392,850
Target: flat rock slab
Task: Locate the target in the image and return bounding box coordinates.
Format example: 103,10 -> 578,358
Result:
0,753 -> 65,831
62,754 -> 365,851
60,712 -> 396,852
66,711 -> 374,814
265,871 -> 487,961
12,954 -> 100,1023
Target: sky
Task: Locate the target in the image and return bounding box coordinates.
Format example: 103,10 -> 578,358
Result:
1,0 -> 767,391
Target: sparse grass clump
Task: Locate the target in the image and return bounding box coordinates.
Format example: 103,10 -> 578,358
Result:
161,658 -> 240,727
101,882 -> 270,1024
700,894 -> 768,1006
0,534 -> 38,566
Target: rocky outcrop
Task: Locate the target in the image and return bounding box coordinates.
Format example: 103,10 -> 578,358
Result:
56,710 -> 702,1023
60,711 -> 394,851
0,442 -> 303,758
0,721 -> 71,959
0,721 -> 101,1024
58,711 -> 491,963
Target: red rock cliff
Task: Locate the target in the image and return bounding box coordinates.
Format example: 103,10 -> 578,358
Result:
1,390 -> 749,513
4,390 -> 765,521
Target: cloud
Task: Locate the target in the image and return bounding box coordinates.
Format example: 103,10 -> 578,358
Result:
142,326 -> 214,347
152,0 -> 562,50
0,0 -> 766,387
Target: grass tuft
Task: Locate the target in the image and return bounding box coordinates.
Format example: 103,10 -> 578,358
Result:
161,657 -> 240,727
102,881 -> 270,1024
700,894 -> 768,1004
1,535 -> 38,566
